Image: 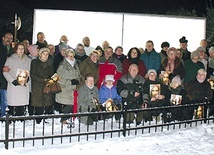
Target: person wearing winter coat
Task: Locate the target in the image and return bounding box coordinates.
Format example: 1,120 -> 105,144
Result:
98,46 -> 123,89
167,76 -> 189,122
74,43 -> 88,65
185,69 -> 213,120
159,47 -> 185,82
78,50 -> 100,88
122,47 -> 146,77
30,48 -> 54,123
99,75 -> 122,120
78,73 -> 100,125
142,69 -> 170,122
140,40 -> 161,75
3,42 -> 31,116
117,64 -> 148,125
55,49 -> 80,124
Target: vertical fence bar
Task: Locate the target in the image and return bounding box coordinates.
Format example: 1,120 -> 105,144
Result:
122,102 -> 127,137
204,98 -> 208,123
5,108 -> 10,149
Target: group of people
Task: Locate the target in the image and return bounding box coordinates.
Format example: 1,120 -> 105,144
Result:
0,32 -> 214,125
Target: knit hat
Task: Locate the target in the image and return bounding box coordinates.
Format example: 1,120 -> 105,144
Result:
161,42 -> 170,48
171,76 -> 181,86
28,45 -> 38,54
39,47 -> 50,55
59,42 -> 68,51
105,75 -> 115,82
147,69 -> 157,76
196,46 -> 206,52
191,50 -> 198,59
209,46 -> 214,53
179,36 -> 188,43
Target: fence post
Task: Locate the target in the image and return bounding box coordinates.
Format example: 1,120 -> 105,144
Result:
204,97 -> 208,123
122,102 -> 127,137
5,108 -> 10,149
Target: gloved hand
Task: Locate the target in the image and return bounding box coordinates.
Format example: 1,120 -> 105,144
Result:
12,80 -> 19,86
71,79 -> 79,85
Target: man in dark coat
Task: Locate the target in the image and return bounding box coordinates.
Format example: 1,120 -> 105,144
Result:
0,32 -> 13,117
117,64 -> 148,125
185,69 -> 213,119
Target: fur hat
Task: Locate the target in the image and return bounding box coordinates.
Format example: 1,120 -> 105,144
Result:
147,69 -> 157,76
209,46 -> 214,53
59,42 -> 68,51
28,45 -> 38,54
39,47 -> 50,55
179,36 -> 188,43
105,75 -> 115,82
191,50 -> 198,59
196,46 -> 206,52
161,42 -> 170,48
171,76 -> 181,86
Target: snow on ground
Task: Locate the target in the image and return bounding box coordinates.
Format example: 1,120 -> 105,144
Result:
0,121 -> 214,155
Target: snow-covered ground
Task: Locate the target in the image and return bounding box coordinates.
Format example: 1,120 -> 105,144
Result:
0,117 -> 214,155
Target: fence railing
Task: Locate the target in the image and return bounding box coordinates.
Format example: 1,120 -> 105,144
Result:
0,101 -> 214,149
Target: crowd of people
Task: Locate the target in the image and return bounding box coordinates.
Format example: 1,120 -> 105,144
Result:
0,31 -> 214,125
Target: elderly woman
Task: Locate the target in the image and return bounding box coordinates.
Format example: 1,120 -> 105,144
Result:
30,48 -> 54,123
78,73 -> 99,125
78,50 -> 100,88
143,69 -> 170,122
159,47 -> 185,83
3,42 -> 31,117
55,49 -> 80,124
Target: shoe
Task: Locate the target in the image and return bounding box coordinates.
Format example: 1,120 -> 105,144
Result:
136,121 -> 141,125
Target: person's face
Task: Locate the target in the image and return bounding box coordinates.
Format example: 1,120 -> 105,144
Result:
66,52 -> 74,61
76,46 -> 84,53
60,48 -> 66,56
83,37 -> 90,47
2,33 -> 13,46
48,45 -> 55,56
180,43 -> 187,50
61,36 -> 68,44
23,40 -> 29,48
90,53 -> 99,63
162,72 -> 169,85
198,51 -> 205,59
176,50 -> 182,58
37,34 -> 45,42
210,52 -> 214,58
131,49 -> 138,58
105,80 -> 113,86
85,77 -> 94,88
146,42 -> 153,52
148,72 -> 156,81
102,41 -> 109,50
167,50 -> 176,60
163,46 -> 169,52
171,82 -> 179,89
16,45 -> 25,56
104,48 -> 113,59
40,51 -> 49,62
200,40 -> 207,48
129,65 -> 139,77
115,48 -> 123,55
192,56 -> 199,63
197,71 -> 206,83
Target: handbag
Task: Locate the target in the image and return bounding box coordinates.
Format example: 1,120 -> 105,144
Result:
43,81 -> 62,94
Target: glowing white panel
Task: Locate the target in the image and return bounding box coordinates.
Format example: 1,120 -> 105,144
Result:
33,9 -> 206,55
33,9 -> 123,50
123,14 -> 206,53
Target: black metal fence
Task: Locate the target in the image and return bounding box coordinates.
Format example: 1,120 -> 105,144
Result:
0,101 -> 214,150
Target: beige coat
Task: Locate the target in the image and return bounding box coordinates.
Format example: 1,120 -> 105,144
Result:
56,59 -> 80,105
3,54 -> 31,106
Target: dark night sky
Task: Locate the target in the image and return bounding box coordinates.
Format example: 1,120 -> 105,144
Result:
1,0 -> 213,16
